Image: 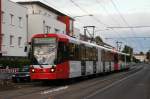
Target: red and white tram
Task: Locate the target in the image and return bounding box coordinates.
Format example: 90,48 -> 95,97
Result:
30,33 -> 129,80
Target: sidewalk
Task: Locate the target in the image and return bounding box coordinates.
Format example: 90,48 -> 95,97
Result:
0,73 -> 16,91
0,79 -> 16,91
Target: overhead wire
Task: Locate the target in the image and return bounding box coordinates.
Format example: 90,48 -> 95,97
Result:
109,0 -> 129,26
43,0 -> 145,51
109,0 -> 144,49
96,0 -> 121,26
96,0 -> 128,46
69,0 -> 109,26
70,0 -> 128,48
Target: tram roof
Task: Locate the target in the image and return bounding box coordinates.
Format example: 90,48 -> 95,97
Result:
32,33 -> 129,56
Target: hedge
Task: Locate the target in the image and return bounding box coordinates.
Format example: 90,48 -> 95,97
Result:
0,58 -> 31,68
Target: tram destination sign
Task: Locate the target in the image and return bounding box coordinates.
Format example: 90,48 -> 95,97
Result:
34,38 -> 56,44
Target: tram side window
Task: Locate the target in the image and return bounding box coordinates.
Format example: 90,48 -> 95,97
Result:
118,54 -> 124,62
85,47 -> 97,61
114,54 -> 119,63
101,50 -> 105,61
89,47 -> 93,60
94,47 -> 98,61
93,48 -> 96,60
68,44 -> 98,61
85,47 -> 90,60
68,43 -> 75,60
75,44 -> 80,60
91,47 -> 98,61
80,45 -> 86,60
68,43 -> 80,60
121,54 -> 125,62
110,52 -> 114,61
57,42 -> 68,63
105,51 -> 114,62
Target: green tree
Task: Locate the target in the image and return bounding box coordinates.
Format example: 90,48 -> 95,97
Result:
122,45 -> 133,54
146,50 -> 150,62
139,51 -> 144,55
122,45 -> 133,62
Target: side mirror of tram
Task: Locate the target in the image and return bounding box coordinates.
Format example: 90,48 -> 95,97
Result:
24,46 -> 27,52
54,59 -> 57,64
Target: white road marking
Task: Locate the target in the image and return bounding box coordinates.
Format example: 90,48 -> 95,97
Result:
41,86 -> 69,95
84,67 -> 143,99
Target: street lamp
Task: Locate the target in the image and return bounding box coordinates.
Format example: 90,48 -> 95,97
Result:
72,14 -> 93,19
71,14 -> 93,38
116,41 -> 122,51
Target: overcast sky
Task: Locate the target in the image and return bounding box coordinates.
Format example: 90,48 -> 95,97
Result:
12,0 -> 150,53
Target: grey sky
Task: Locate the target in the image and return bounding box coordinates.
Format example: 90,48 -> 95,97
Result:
12,0 -> 150,53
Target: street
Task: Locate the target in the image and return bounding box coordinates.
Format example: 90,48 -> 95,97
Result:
0,63 -> 149,99
1,0 -> 150,99
87,64 -> 150,99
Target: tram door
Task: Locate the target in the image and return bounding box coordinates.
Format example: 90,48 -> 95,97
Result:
109,62 -> 111,72
93,61 -> 97,73
81,61 -> 86,75
101,50 -> 106,72
80,44 -> 86,76
103,62 -> 105,72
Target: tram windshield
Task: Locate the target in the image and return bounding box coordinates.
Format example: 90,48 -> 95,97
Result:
33,38 -> 57,65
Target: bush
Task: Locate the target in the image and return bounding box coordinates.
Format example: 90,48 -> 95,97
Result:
0,58 -> 31,68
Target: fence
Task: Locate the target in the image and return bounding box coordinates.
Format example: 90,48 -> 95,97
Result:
0,68 -> 19,73
0,68 -> 19,80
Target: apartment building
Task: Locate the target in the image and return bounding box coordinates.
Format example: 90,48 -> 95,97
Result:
18,1 -> 74,41
0,0 -> 75,61
0,0 -> 27,59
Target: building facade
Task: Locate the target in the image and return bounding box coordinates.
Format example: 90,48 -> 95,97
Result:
18,1 -> 74,41
74,28 -> 80,39
0,0 -> 27,59
0,0 -> 75,61
134,54 -> 147,62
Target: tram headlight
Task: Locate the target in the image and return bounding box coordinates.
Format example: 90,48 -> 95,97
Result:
25,74 -> 30,77
31,69 -> 35,73
12,74 -> 16,77
50,68 -> 55,73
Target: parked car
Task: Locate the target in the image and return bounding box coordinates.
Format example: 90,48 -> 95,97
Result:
12,65 -> 30,83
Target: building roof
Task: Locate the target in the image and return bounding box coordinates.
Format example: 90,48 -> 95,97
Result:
17,1 -> 73,20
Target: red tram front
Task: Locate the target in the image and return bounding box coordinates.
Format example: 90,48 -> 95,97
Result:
30,34 -> 70,80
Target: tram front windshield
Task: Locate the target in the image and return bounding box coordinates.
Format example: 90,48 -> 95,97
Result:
33,38 -> 57,65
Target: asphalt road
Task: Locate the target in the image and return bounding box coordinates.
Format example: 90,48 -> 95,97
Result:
86,64 -> 150,99
0,63 -> 147,99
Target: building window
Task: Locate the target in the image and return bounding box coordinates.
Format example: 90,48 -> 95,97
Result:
10,35 -> 14,46
18,17 -> 23,27
70,20 -> 73,31
10,14 -> 14,26
18,37 -> 22,47
55,29 -> 60,33
44,26 -> 51,34
1,34 -> 4,46
48,14 -> 51,17
44,12 -> 47,16
39,10 -> 42,14
2,11 -> 5,23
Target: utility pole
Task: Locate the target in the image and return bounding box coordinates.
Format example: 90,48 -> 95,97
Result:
0,0 -> 2,56
83,27 -> 87,41
116,41 -> 122,51
72,14 -> 93,39
83,26 -> 95,42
